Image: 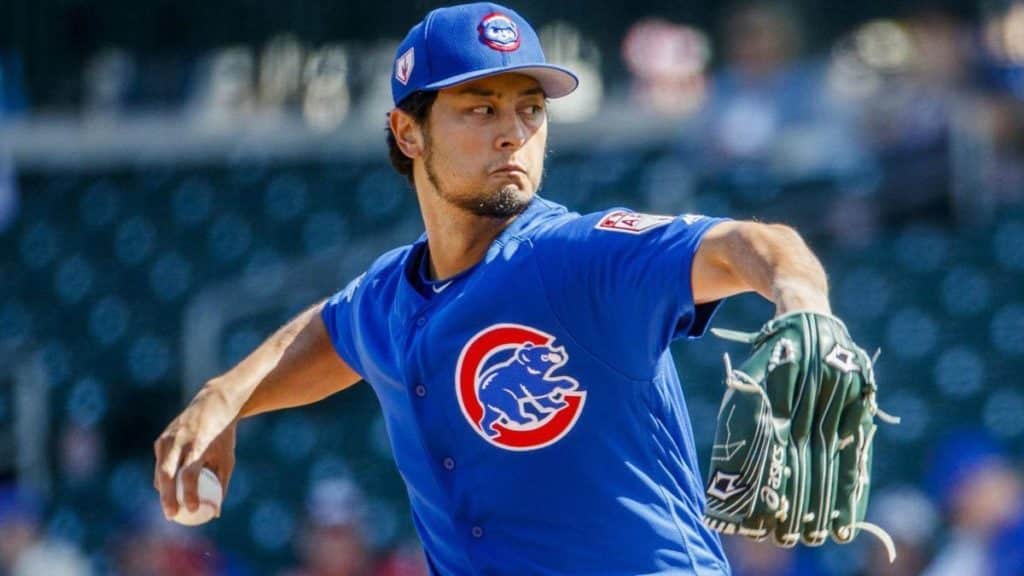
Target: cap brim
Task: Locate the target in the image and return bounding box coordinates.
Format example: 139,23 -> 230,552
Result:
422,64 -> 579,99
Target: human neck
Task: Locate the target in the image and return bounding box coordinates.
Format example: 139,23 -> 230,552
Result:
415,186 -> 519,281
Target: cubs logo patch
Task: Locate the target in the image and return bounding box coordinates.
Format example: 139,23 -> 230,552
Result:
595,210 -> 675,234
395,47 -> 414,85
478,13 -> 521,52
456,323 -> 586,451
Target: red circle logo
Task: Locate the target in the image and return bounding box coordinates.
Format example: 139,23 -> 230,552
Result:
456,324 -> 586,451
478,13 -> 521,52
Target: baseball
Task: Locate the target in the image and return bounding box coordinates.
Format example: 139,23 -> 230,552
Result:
171,467 -> 223,526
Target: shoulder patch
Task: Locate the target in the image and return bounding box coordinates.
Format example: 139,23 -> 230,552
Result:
595,210 -> 675,234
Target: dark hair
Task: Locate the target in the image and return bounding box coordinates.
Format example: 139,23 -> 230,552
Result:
387,91 -> 439,186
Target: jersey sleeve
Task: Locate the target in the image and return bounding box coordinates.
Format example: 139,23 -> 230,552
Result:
533,211 -> 729,379
320,271 -> 368,378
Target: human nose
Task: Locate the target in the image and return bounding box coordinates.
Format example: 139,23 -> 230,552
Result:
494,108 -> 529,151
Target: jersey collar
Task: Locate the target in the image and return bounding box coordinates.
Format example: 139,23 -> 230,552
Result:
485,195 -> 567,256
401,195 -> 566,304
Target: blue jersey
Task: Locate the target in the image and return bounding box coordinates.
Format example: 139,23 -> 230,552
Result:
322,197 -> 731,575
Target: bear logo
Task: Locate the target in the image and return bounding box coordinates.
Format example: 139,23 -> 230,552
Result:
478,342 -> 578,435
456,324 -> 586,451
478,13 -> 521,52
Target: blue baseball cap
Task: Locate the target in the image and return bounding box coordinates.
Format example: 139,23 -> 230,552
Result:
391,2 -> 579,106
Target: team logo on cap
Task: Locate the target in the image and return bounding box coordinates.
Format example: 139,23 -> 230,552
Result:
456,323 -> 586,451
478,13 -> 521,52
395,47 -> 414,85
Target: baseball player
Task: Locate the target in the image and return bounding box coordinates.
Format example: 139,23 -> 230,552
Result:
155,3 -> 893,574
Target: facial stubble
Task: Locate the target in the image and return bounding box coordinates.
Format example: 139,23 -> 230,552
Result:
422,125 -> 534,219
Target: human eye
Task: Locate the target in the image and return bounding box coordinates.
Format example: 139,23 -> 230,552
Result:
469,105 -> 494,116
521,103 -> 546,118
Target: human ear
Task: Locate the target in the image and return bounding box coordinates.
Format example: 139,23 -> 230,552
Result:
389,109 -> 425,160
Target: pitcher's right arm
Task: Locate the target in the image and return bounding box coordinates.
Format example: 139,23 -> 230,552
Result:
153,300 -> 361,519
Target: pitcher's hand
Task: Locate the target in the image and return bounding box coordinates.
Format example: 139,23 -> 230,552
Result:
153,387 -> 238,520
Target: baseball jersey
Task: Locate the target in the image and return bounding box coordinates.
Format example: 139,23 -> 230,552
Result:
322,196 -> 732,575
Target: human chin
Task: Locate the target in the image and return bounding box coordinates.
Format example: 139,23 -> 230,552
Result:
465,184 -> 532,219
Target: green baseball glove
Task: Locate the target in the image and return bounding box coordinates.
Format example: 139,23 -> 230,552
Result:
701,311 -> 899,561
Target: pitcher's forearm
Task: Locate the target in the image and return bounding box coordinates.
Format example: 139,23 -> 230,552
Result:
694,222 -> 831,315
720,223 -> 830,315
201,301 -> 361,420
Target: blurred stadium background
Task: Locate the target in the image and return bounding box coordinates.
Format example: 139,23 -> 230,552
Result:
1,0 -> 1023,574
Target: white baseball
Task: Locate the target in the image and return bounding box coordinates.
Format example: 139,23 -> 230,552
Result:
172,467 -> 223,526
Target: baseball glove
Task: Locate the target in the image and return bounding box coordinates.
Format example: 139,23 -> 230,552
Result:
701,311 -> 899,561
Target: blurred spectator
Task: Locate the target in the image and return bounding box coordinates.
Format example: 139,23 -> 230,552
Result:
259,35 -> 307,112
299,477 -> 372,576
949,87 -> 1024,224
188,47 -> 258,128
347,40 -> 402,129
723,1 -> 801,79
980,0 -> 1024,100
302,46 -> 351,132
59,424 -> 104,487
922,431 -> 1024,576
374,538 -> 429,576
835,9 -> 975,226
83,48 -> 136,120
951,1 -> 1024,223
890,7 -> 973,224
0,485 -> 89,576
109,502 -> 229,576
281,476 -> 427,576
683,1 -> 872,190
622,19 -> 710,118
723,537 -> 820,576
860,485 -> 939,576
541,22 -> 603,123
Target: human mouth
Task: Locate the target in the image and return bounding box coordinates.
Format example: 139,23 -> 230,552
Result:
490,163 -> 528,176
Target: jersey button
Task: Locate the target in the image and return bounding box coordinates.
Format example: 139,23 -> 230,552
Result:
414,385 -> 427,397
443,457 -> 455,471
415,316 -> 427,327
471,526 -> 484,538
